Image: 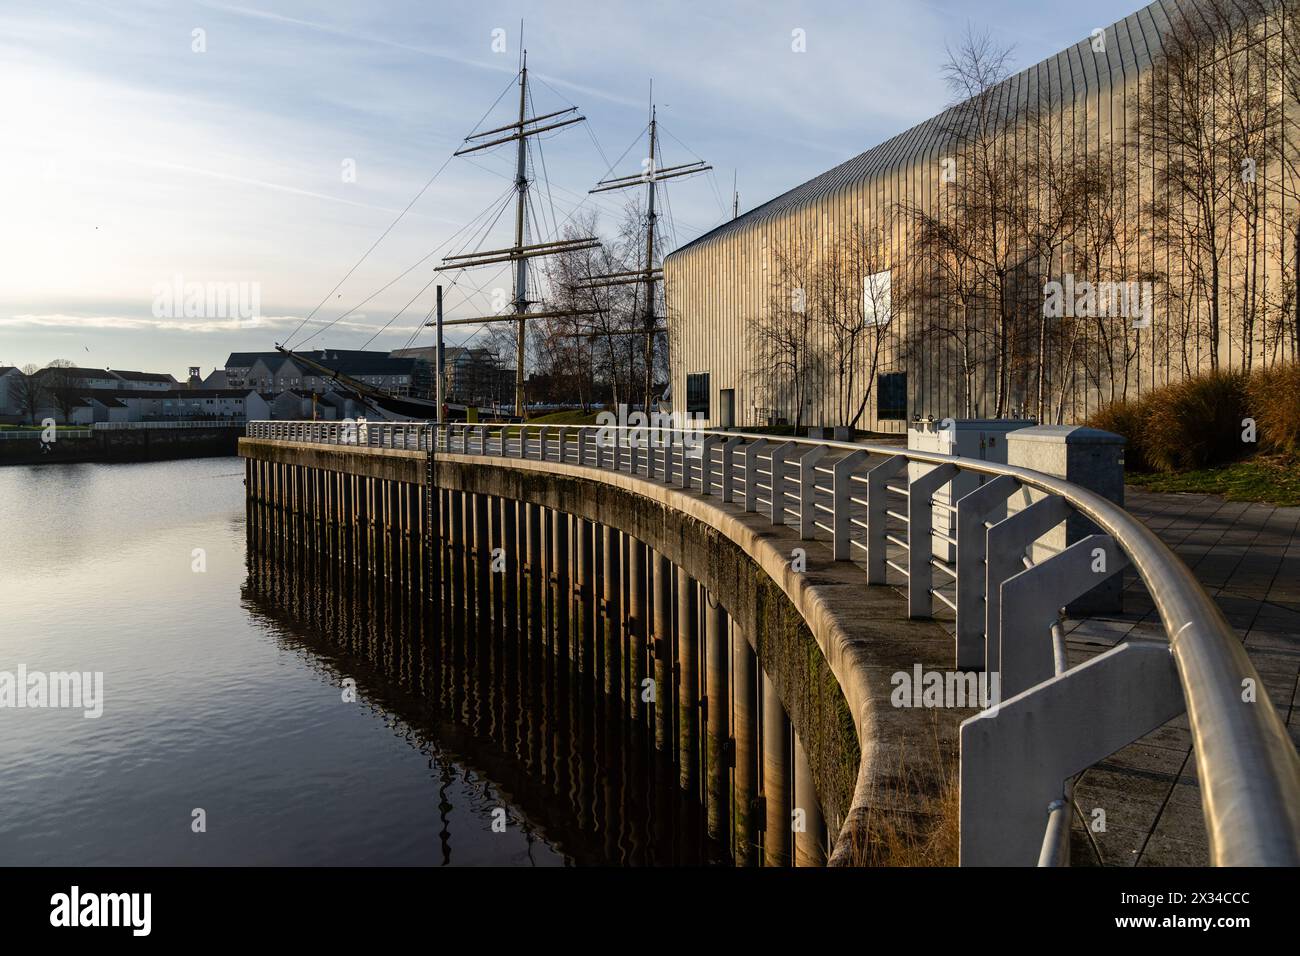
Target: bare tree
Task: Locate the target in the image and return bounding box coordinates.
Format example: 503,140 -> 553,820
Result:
9,364 -> 46,425
538,208 -> 649,411
40,359 -> 81,424
811,218 -> 904,429
902,28 -> 1043,418
1266,0 -> 1300,361
1137,0 -> 1276,372
751,230 -> 822,430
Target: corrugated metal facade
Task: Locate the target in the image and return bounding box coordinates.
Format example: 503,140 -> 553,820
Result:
665,0 -> 1297,431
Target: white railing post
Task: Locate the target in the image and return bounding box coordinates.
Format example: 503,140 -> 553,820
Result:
999,534 -> 1129,697
699,435 -> 723,496
798,445 -> 828,540
743,439 -> 769,513
866,455 -> 907,585
831,450 -> 869,560
960,640 -> 1183,866
627,428 -> 640,475
719,436 -> 743,503
984,496 -> 1070,676
767,441 -> 796,526
677,432 -> 691,489
954,475 -> 1018,669
908,463 -> 958,619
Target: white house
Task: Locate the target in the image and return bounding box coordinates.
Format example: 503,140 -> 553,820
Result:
0,367 -> 25,421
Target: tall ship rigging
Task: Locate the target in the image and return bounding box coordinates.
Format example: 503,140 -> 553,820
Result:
276,52 -> 712,422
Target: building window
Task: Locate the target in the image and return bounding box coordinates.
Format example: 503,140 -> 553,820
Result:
862,270 -> 892,326
686,373 -> 710,417
877,372 -> 907,420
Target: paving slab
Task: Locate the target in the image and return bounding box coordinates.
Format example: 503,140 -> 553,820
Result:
1059,488 -> 1300,866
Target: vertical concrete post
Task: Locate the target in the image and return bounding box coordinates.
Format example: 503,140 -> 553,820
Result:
676,567 -> 699,795
575,517 -> 594,676
627,537 -> 647,723
704,592 -> 729,841
449,489 -> 464,608
526,503 -> 543,651
473,492 -> 490,616
550,509 -> 570,660
601,525 -> 622,702
793,734 -> 826,867
652,553 -> 673,752
496,496 -> 514,620
732,625 -> 759,866
762,672 -> 792,866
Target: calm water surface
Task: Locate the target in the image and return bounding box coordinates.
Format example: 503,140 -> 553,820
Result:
0,457 -> 566,865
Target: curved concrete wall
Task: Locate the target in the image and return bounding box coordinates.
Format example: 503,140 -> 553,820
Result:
238,436 -> 967,863
431,453 -> 965,863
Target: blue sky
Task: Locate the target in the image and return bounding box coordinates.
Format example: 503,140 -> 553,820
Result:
0,0 -> 1144,378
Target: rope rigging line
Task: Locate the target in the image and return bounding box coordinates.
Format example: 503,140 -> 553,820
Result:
295,184 -> 515,349
284,72 -> 522,350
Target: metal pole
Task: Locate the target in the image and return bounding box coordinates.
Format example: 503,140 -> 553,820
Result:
513,55 -> 529,418
435,284 -> 445,421
642,107 -> 657,415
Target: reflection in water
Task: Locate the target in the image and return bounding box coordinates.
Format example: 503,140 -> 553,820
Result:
244,520 -> 726,866
0,458 -> 574,865
241,455 -> 832,866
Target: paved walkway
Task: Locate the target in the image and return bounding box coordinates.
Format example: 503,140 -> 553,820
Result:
1066,489 -> 1300,866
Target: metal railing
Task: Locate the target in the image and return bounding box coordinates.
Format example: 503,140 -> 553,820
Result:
246,419 -> 1300,866
91,419 -> 246,430
0,420 -> 247,439
0,428 -> 93,440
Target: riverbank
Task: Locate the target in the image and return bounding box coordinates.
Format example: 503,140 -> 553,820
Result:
0,422 -> 244,466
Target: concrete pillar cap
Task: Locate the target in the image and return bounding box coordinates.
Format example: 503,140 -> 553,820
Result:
1005,424 -> 1125,445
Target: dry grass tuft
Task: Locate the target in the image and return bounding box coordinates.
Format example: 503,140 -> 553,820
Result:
842,719 -> 961,867
1245,363 -> 1300,454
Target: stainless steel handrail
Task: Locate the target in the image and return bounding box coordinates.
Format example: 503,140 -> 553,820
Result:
244,419 -> 1300,865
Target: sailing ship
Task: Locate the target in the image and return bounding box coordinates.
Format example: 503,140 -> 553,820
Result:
277,52 -> 710,423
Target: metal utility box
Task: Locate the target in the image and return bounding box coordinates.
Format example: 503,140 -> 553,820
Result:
907,418 -> 1036,561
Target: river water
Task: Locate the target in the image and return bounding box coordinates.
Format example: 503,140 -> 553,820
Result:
0,456 -> 721,865
0,455 -> 579,868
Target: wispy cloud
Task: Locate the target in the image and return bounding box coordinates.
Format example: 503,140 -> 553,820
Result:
1,0 -> 1148,376
0,313 -> 409,336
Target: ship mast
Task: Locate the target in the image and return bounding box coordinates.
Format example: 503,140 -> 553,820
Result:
512,54 -> 529,418
433,52 -> 600,418
582,100 -> 711,413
